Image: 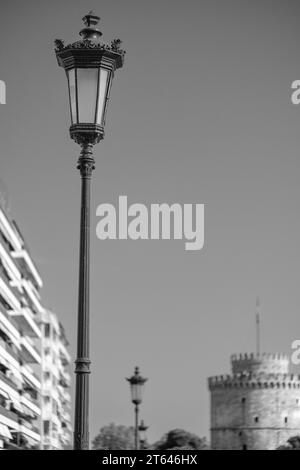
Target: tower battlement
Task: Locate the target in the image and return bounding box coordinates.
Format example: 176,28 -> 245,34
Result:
230,353 -> 289,375
208,372 -> 300,390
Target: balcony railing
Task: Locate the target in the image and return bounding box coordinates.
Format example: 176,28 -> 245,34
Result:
0,231 -> 21,279
0,270 -> 22,306
6,281 -> 22,304
21,366 -> 41,390
10,307 -> 41,339
22,420 -> 40,436
20,337 -> 41,364
0,304 -> 20,333
0,369 -> 18,391
0,404 -> 18,423
0,337 -> 19,362
21,390 -> 40,409
0,230 -> 14,254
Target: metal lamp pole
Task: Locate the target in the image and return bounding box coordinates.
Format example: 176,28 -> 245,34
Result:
74,143 -> 94,449
55,11 -> 125,449
134,402 -> 139,450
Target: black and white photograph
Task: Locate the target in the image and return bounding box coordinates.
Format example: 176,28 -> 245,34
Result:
0,0 -> 300,457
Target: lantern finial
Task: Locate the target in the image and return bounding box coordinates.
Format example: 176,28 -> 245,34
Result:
82,11 -> 100,27
80,12 -> 102,41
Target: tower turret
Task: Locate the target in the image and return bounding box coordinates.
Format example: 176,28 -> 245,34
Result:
208,352 -> 300,450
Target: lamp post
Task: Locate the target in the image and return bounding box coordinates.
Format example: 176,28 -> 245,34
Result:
138,420 -> 149,450
126,367 -> 147,450
55,12 -> 125,450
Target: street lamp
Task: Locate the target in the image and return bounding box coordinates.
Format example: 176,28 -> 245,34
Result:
138,420 -> 149,450
55,12 -> 125,450
126,367 -> 148,450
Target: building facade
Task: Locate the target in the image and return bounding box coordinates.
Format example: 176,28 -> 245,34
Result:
40,310 -> 72,449
209,353 -> 300,450
0,203 -> 72,449
0,204 -> 43,449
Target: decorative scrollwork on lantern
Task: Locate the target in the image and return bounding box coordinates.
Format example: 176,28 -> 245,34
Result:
111,38 -> 122,52
54,39 -> 65,51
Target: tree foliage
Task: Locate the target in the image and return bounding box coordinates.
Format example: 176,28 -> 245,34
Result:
277,435 -> 300,450
92,423 -> 135,450
153,429 -> 209,450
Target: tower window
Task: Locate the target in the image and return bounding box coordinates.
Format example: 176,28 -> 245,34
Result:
254,416 -> 259,423
284,417 -> 288,424
241,398 -> 246,404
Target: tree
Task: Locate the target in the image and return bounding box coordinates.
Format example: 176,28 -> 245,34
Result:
92,423 -> 135,450
153,429 -> 209,450
277,435 -> 300,450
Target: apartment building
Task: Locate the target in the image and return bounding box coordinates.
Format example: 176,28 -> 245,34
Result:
0,204 -> 43,449
0,203 -> 72,449
41,310 -> 72,449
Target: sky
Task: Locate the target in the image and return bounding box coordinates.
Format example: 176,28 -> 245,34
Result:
1,0 -> 300,445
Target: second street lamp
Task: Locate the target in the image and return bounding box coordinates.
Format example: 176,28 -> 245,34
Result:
55,12 -> 125,450
126,367 -> 148,450
138,420 -> 149,449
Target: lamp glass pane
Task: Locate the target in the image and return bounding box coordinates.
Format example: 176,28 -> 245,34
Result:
131,383 -> 139,403
67,69 -> 77,124
77,68 -> 98,123
96,68 -> 109,125
130,382 -> 144,403
139,429 -> 146,442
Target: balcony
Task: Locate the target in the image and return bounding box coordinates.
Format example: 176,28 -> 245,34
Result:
20,337 -> 41,364
20,392 -> 40,416
0,305 -> 20,339
19,423 -> 41,443
59,365 -> 71,381
22,280 -> 44,315
59,343 -> 71,364
21,367 -> 40,393
11,249 -> 43,290
10,308 -> 41,338
0,404 -> 18,425
58,386 -> 71,403
8,283 -> 23,305
0,231 -> 21,282
0,370 -> 19,392
61,409 -> 72,424
0,337 -> 19,364
10,429 -> 40,449
0,276 -> 20,311
43,385 -> 59,402
0,210 -> 23,253
59,372 -> 71,389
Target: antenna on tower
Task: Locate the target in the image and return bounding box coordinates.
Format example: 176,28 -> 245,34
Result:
255,297 -> 260,356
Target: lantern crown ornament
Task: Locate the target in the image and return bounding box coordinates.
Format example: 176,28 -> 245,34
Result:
139,420 -> 148,433
80,11 -> 103,41
55,13 -> 125,146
